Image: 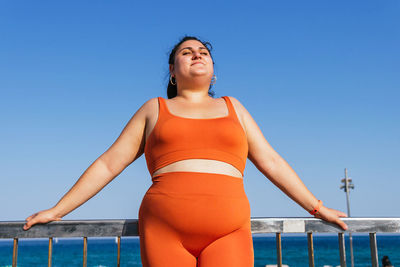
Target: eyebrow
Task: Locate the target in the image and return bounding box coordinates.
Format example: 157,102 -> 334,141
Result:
178,46 -> 208,53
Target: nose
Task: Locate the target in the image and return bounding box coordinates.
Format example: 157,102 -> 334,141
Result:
192,51 -> 202,59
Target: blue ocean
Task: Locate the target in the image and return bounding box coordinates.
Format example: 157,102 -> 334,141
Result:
0,234 -> 399,267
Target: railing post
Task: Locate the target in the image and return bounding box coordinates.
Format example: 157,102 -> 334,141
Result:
369,233 -> 379,267
276,232 -> 282,267
307,232 -> 315,267
338,232 -> 347,267
117,236 -> 121,267
12,238 -> 18,267
48,237 -> 53,267
83,236 -> 87,267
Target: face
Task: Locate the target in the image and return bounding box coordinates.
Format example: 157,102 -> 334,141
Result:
170,40 -> 214,81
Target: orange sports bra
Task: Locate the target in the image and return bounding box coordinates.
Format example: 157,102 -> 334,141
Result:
144,96 -> 248,176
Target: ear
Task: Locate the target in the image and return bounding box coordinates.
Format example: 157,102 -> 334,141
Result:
169,64 -> 174,77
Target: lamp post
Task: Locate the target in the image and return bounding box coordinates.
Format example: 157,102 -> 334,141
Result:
340,168 -> 355,267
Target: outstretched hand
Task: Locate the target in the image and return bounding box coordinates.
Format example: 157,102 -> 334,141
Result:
23,209 -> 62,230
314,206 -> 348,231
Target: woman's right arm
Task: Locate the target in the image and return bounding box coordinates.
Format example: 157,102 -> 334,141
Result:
23,98 -> 157,230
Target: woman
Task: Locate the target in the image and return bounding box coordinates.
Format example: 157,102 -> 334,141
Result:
24,36 -> 348,267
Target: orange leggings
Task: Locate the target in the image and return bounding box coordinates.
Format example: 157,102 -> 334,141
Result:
138,172 -> 254,267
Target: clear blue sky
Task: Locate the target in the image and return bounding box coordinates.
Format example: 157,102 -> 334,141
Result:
1,0 -> 399,221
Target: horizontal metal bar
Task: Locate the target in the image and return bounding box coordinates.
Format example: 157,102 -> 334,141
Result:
1,219 -> 139,238
251,217 -> 400,234
1,218 -> 399,238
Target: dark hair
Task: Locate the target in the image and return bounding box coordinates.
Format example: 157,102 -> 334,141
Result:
167,36 -> 215,99
382,256 -> 393,267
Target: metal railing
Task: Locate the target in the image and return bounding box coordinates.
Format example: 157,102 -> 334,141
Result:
1,217 -> 399,267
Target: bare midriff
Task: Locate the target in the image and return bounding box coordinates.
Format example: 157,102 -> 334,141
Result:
151,159 -> 243,179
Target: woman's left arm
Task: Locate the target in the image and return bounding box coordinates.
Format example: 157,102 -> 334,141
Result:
230,97 -> 348,230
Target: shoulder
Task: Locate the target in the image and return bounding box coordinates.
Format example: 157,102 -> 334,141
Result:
127,97 -> 159,123
225,96 -> 258,132
143,97 -> 159,109
225,96 -> 244,107
224,96 -> 256,133
225,96 -> 249,118
138,97 -> 159,114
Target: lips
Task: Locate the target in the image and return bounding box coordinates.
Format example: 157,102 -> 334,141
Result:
191,62 -> 204,66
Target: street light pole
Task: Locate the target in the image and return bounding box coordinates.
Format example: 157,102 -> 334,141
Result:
340,168 -> 355,267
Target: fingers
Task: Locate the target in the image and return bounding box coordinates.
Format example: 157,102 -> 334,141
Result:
23,218 -> 35,230
23,212 -> 44,230
24,216 -> 45,230
329,208 -> 348,218
315,206 -> 348,231
25,213 -> 37,221
23,209 -> 61,230
335,218 -> 348,231
332,210 -> 348,230
316,215 -> 348,231
23,214 -> 36,230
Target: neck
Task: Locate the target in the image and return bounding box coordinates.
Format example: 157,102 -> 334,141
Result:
176,75 -> 211,90
175,90 -> 211,102
176,79 -> 211,100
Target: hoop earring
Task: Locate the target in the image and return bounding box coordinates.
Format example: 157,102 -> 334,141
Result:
211,75 -> 217,85
170,76 -> 176,85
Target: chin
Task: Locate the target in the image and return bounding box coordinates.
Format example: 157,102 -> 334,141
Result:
190,71 -> 212,77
